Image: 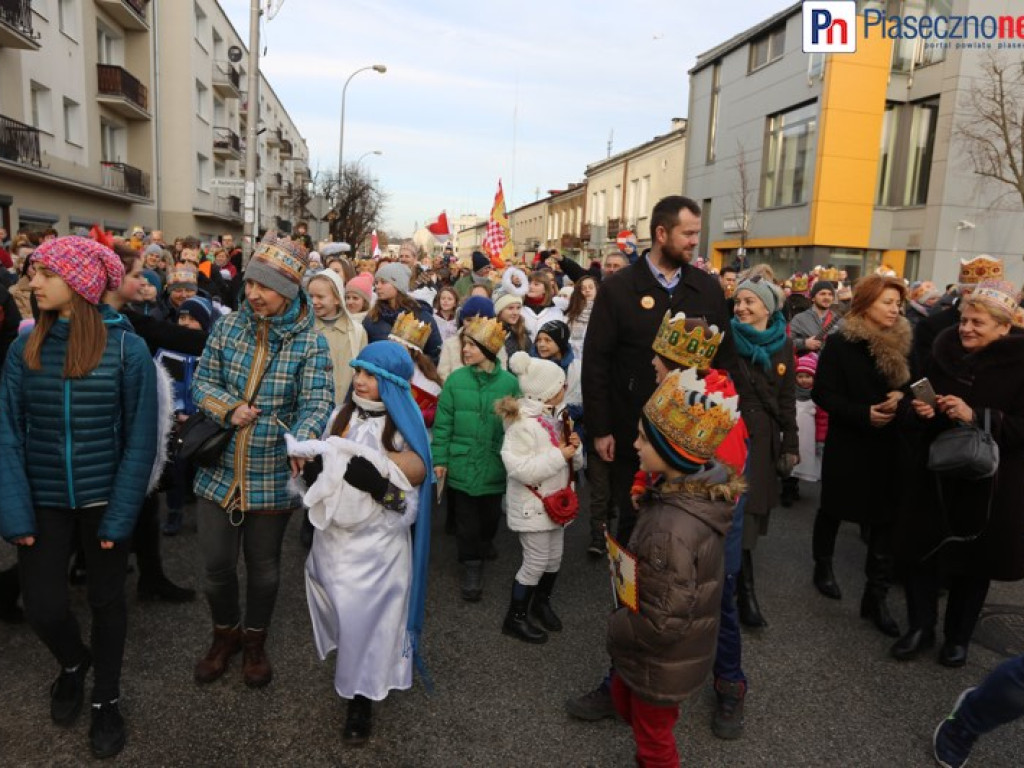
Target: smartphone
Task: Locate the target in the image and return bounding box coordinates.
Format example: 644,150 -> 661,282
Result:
910,377 -> 937,407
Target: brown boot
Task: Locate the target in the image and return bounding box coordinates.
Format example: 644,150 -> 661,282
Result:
194,624 -> 242,684
242,628 -> 272,688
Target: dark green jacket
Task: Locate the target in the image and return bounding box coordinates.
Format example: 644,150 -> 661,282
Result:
432,363 -> 519,496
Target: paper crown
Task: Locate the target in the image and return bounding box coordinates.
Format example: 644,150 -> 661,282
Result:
959,255 -> 1004,285
968,279 -> 1021,322
463,316 -> 508,356
643,367 -> 740,465
651,311 -> 724,371
791,273 -> 810,293
252,232 -> 308,280
388,311 -> 432,351
814,266 -> 842,282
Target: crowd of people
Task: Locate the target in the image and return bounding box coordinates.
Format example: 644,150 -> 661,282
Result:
0,199 -> 1023,766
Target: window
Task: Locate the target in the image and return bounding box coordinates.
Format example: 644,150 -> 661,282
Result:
638,176 -> 650,221
611,185 -> 621,219
58,0 -> 79,40
808,53 -> 825,81
63,98 -> 81,145
904,250 -> 921,281
903,102 -> 938,206
707,62 -> 721,162
96,23 -> 121,66
627,178 -> 639,222
875,100 -> 938,207
195,80 -> 209,121
194,3 -> 209,48
197,153 -> 210,191
213,97 -> 225,126
761,102 -> 817,208
590,192 -> 598,225
748,25 -> 785,72
876,104 -> 897,205
100,119 -> 125,162
892,0 -> 951,72
30,82 -> 52,134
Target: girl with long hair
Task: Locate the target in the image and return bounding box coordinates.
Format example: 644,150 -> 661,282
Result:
565,275 -> 598,362
433,285 -> 460,343
362,263 -> 442,362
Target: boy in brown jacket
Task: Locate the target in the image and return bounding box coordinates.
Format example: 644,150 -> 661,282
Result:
607,367 -> 743,767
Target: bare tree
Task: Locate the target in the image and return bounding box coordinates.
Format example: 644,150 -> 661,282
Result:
318,163 -> 387,247
955,52 -> 1024,210
731,141 -> 755,265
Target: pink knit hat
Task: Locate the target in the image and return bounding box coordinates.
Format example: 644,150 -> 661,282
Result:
796,352 -> 818,376
31,236 -> 124,305
345,272 -> 374,305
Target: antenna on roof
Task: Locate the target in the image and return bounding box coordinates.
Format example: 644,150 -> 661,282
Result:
607,129 -> 614,159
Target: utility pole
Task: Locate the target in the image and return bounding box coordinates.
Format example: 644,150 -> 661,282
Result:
242,0 -> 262,263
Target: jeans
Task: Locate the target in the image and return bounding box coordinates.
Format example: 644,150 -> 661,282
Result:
515,529 -> 565,585
611,673 -> 680,768
18,506 -> 131,702
714,574 -> 745,684
956,654 -> 1024,736
451,490 -> 502,562
197,498 -> 292,630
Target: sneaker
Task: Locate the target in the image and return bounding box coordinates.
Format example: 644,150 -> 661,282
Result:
933,687 -> 977,768
565,682 -> 616,721
162,508 -> 183,536
712,679 -> 746,740
89,700 -> 126,759
587,538 -> 607,558
50,652 -> 92,726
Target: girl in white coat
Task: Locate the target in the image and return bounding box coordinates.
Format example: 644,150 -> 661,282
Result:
521,270 -> 567,342
496,352 -> 582,644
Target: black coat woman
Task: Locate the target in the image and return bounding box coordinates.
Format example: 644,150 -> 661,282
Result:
892,280 -> 1024,667
730,276 -> 798,627
811,275 -> 911,638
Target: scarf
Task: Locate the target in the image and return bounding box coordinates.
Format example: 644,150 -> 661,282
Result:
731,311 -> 788,371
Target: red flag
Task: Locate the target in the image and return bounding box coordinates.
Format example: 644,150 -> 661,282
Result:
371,229 -> 381,258
427,212 -> 450,237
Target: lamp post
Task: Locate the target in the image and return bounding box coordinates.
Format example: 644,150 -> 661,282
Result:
952,219 -> 975,260
356,149 -> 383,167
338,65 -> 386,177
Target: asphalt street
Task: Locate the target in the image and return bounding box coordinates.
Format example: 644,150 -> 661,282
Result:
1,481 -> 1022,767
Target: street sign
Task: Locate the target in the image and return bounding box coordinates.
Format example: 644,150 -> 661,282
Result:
210,177 -> 246,194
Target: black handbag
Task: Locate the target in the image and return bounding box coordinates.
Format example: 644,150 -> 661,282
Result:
927,409 -> 999,480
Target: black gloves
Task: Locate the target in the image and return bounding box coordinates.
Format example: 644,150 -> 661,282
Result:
344,455 -> 389,501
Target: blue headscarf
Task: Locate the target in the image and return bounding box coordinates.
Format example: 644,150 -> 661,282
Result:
349,341 -> 434,684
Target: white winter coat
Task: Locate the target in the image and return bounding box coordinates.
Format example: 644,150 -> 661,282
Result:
522,303 -> 566,342
499,398 -> 584,532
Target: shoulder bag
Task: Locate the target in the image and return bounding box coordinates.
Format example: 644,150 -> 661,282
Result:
528,411 -> 579,526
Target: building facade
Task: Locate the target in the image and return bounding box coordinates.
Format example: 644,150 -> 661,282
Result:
686,0 -> 1024,286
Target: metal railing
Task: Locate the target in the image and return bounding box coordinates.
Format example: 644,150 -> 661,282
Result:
213,61 -> 241,91
122,0 -> 149,24
97,64 -> 148,111
0,114 -> 41,166
213,126 -> 241,154
0,0 -> 36,37
279,138 -> 293,157
101,161 -> 150,197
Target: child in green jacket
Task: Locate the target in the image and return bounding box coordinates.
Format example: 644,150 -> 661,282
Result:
432,317 -> 519,601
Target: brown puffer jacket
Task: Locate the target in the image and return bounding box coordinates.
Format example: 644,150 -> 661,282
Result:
607,470 -> 741,706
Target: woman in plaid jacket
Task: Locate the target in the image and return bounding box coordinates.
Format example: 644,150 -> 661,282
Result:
190,234 -> 334,689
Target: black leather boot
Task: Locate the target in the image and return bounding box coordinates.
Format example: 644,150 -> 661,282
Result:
890,627 -> 936,661
343,695 -> 373,745
813,559 -> 842,600
737,550 -> 767,628
502,582 -> 547,644
861,553 -> 899,637
460,560 -> 483,602
530,571 -> 562,632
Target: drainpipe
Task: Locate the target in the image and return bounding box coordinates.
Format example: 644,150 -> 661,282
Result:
152,0 -> 162,230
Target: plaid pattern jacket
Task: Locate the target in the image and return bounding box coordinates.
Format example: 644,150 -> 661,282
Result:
192,294 -> 334,512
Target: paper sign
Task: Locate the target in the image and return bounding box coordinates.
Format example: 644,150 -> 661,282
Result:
606,532 -> 639,612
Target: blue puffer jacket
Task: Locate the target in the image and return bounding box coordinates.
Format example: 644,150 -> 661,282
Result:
0,306 -> 158,542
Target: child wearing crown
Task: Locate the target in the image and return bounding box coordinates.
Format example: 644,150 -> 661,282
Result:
607,368 -> 744,767
388,311 -> 444,426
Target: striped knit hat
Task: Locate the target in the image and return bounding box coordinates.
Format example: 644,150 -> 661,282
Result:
30,236 -> 124,305
244,231 -> 309,300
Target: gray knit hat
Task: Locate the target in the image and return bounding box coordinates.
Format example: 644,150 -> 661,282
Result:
375,262 -> 411,293
243,232 -> 308,300
735,277 -> 784,314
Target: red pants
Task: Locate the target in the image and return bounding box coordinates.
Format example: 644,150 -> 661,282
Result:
611,673 -> 680,767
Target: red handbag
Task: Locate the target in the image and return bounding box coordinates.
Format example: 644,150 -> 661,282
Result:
528,412 -> 579,526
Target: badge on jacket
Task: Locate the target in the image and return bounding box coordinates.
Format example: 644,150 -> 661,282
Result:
777,363 -> 787,377
641,296 -> 655,310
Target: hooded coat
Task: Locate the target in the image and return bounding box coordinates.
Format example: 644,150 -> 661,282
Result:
607,471 -> 741,705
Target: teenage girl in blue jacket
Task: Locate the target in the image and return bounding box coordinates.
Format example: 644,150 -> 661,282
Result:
0,236 -> 157,760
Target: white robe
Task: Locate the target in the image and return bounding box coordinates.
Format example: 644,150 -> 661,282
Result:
291,414 -> 419,701
792,398 -> 821,483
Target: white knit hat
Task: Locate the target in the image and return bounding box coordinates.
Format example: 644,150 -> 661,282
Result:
508,351 -> 565,402
493,290 -> 522,316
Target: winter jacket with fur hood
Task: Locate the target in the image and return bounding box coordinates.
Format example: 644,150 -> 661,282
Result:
496,396 -> 584,532
607,468 -> 742,706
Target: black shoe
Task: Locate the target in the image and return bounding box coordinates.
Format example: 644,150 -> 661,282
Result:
530,572 -> 562,632
737,551 -> 767,628
502,583 -> 548,644
938,643 -> 969,668
50,652 -> 92,726
860,589 -> 900,638
712,679 -> 746,740
587,537 -> 607,558
343,696 -> 372,746
565,683 -> 616,721
89,700 -> 126,759
890,628 -> 936,660
460,561 -> 483,602
813,559 -> 842,600
137,575 -> 196,603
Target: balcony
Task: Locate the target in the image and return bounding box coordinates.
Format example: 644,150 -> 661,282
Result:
239,90 -> 248,124
266,127 -> 281,147
0,114 -> 41,167
279,138 -> 293,158
101,161 -> 150,199
213,127 -> 241,159
213,61 -> 241,98
94,0 -> 149,31
0,0 -> 41,50
96,64 -> 150,120
195,192 -> 242,223
265,172 -> 282,190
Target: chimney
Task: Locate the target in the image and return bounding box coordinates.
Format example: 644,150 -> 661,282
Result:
670,117 -> 687,132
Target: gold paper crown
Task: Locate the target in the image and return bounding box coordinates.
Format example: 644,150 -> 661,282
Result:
651,312 -> 724,371
791,273 -> 809,292
816,267 -> 841,282
959,255 -> 1004,285
643,368 -> 740,464
388,311 -> 432,351
463,316 -> 508,355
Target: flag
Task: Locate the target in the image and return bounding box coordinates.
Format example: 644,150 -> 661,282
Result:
427,212 -> 450,239
482,179 -> 515,269
371,229 -> 381,258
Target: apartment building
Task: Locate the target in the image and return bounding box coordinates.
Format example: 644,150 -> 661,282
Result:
686,0 -> 1024,286
0,0 -> 310,242
508,196 -> 547,255
544,183 -> 585,256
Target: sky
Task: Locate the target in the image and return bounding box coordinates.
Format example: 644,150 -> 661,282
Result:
220,0 -> 794,235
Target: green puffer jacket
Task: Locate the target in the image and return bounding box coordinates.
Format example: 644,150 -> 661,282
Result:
432,363 -> 519,496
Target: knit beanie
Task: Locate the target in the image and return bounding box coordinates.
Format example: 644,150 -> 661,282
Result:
537,320 -> 571,357
459,295 -> 495,326
143,243 -> 164,258
810,280 -> 836,300
796,352 -> 818,376
178,296 -> 214,333
345,272 -> 374,305
508,351 -> 566,402
375,262 -> 412,294
30,236 -> 124,305
735,277 -> 783,314
493,290 -> 522,317
472,251 -> 491,274
243,232 -> 309,300
141,268 -> 163,295
166,264 -> 199,292
310,269 -> 345,306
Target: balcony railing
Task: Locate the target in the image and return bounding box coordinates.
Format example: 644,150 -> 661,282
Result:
0,114 -> 41,166
97,64 -> 148,114
279,138 -> 293,157
266,172 -> 282,190
213,126 -> 241,156
0,0 -> 40,49
213,61 -> 241,96
101,161 -> 150,198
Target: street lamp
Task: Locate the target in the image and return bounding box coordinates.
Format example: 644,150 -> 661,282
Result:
338,64 -> 386,177
952,219 -> 976,260
356,150 -> 383,166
